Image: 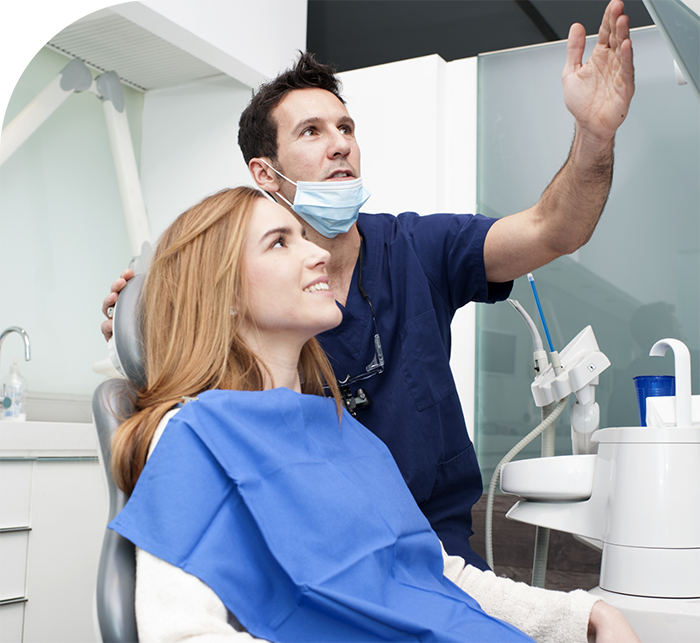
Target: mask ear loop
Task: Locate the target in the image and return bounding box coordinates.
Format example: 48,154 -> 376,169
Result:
258,159 -> 296,209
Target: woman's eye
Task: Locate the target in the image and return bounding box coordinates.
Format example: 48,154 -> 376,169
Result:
272,236 -> 285,249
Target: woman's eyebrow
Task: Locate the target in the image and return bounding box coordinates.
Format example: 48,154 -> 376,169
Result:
259,225 -> 293,243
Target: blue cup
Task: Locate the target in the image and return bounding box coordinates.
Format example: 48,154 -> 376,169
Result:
633,375 -> 675,426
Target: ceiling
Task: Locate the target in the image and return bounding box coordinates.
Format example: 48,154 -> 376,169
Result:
0,0 -> 653,95
307,0 -> 655,72
47,9 -> 227,92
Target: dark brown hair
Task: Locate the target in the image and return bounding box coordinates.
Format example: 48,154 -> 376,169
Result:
238,51 -> 344,165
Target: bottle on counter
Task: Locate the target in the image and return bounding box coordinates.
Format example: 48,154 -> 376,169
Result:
2,359 -> 27,421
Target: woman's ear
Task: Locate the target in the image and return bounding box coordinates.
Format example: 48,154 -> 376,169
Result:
249,158 -> 281,194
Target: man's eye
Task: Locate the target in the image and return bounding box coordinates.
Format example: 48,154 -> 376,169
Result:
339,125 -> 353,135
302,128 -> 315,136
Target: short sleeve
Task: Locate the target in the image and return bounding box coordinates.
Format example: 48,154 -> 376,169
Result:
393,212 -> 513,310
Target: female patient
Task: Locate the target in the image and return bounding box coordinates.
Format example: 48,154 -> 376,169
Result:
110,187 -> 639,643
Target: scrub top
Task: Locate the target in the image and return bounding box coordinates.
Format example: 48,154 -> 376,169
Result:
317,211 -> 512,570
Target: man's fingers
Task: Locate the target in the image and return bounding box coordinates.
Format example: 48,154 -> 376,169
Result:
101,269 -> 134,341
102,288 -> 120,318
101,319 -> 114,342
598,0 -> 614,46
565,23 -> 586,75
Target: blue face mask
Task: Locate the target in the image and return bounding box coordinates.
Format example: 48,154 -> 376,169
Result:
261,161 -> 371,238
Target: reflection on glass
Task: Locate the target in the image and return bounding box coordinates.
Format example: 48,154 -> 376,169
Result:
644,0 -> 700,98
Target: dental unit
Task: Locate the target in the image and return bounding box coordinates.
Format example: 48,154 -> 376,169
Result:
494,279 -> 700,642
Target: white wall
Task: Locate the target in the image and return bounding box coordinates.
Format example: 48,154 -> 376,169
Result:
140,75 -> 254,241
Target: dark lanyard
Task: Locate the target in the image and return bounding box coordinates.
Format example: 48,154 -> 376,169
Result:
337,242 -> 385,416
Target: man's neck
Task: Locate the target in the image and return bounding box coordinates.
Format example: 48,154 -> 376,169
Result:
274,194 -> 360,306
305,223 -> 361,308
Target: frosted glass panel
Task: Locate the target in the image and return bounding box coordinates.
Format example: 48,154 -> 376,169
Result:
0,48 -> 141,396
475,28 -> 699,487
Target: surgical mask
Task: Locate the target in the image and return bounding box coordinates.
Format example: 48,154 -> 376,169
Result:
260,160 -> 371,238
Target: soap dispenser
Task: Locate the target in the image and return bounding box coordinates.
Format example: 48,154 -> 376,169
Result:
2,359 -> 27,421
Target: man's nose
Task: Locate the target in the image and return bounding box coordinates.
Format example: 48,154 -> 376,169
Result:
328,129 -> 351,158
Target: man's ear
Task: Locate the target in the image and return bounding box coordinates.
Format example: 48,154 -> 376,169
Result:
249,158 -> 281,193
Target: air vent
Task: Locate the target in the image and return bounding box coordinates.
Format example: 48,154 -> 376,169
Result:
47,9 -> 224,92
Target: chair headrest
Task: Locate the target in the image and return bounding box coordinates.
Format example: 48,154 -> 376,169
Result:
109,273 -> 147,389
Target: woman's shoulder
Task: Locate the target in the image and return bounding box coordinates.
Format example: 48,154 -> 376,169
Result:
148,407 -> 181,459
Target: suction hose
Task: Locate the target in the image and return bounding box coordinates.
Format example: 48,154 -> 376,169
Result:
485,396 -> 568,572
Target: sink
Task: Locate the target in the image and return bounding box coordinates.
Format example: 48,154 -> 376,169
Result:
501,454 -> 597,502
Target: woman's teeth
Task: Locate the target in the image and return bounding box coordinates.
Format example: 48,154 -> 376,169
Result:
304,282 -> 330,293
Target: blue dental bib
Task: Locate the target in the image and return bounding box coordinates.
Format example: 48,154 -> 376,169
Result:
110,389 -> 532,642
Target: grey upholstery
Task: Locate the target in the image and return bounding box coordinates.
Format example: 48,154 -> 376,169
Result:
111,273 -> 147,388
93,275 -> 146,643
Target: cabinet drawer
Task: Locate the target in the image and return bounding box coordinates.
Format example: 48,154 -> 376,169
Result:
0,462 -> 32,529
0,531 -> 29,602
0,601 -> 25,643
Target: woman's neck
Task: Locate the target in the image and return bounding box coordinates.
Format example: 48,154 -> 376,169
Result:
243,331 -> 304,393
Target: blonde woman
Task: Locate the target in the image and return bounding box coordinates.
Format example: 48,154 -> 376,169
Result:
110,187 -> 638,643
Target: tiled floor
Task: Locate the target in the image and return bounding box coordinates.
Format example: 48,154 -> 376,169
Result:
470,494 -> 602,592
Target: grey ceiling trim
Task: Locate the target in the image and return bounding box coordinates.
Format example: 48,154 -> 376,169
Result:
515,0 -> 561,41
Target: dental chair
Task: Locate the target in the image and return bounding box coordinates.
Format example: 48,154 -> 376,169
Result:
93,274 -> 146,643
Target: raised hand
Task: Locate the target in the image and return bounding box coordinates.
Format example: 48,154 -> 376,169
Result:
562,0 -> 635,143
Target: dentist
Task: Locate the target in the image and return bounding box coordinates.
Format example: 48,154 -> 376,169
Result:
102,0 -> 635,571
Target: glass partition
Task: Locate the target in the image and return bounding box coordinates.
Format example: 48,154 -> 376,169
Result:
475,27 -> 700,488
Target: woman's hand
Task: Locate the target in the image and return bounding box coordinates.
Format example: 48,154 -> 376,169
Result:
588,601 -> 641,642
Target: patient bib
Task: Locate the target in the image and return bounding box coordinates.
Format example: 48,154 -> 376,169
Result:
110,389 -> 532,642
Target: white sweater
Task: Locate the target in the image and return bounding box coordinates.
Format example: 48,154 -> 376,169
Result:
135,410 -> 599,643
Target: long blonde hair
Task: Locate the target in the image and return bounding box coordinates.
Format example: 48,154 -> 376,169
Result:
112,187 -> 342,494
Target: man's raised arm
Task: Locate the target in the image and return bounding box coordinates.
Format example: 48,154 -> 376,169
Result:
483,0 -> 634,283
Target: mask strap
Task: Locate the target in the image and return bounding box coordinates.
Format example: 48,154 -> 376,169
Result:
259,159 -> 296,187
258,159 -> 296,208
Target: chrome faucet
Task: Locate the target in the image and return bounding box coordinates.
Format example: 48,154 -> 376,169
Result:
0,326 -> 32,371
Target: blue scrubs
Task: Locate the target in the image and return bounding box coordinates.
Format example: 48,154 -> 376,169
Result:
317,211 -> 512,570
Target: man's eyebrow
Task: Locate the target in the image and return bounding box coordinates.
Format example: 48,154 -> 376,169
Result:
338,115 -> 355,129
292,117 -> 322,135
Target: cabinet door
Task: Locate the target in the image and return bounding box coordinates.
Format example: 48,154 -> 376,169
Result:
23,460 -> 106,643
0,462 -> 32,529
0,601 -> 26,643
0,531 -> 29,602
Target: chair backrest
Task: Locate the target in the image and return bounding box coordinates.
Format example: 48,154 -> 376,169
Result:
93,274 -> 146,643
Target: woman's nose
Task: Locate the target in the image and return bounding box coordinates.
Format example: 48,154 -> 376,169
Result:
306,241 -> 331,267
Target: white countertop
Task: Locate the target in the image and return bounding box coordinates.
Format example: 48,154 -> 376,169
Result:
0,420 -> 98,459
